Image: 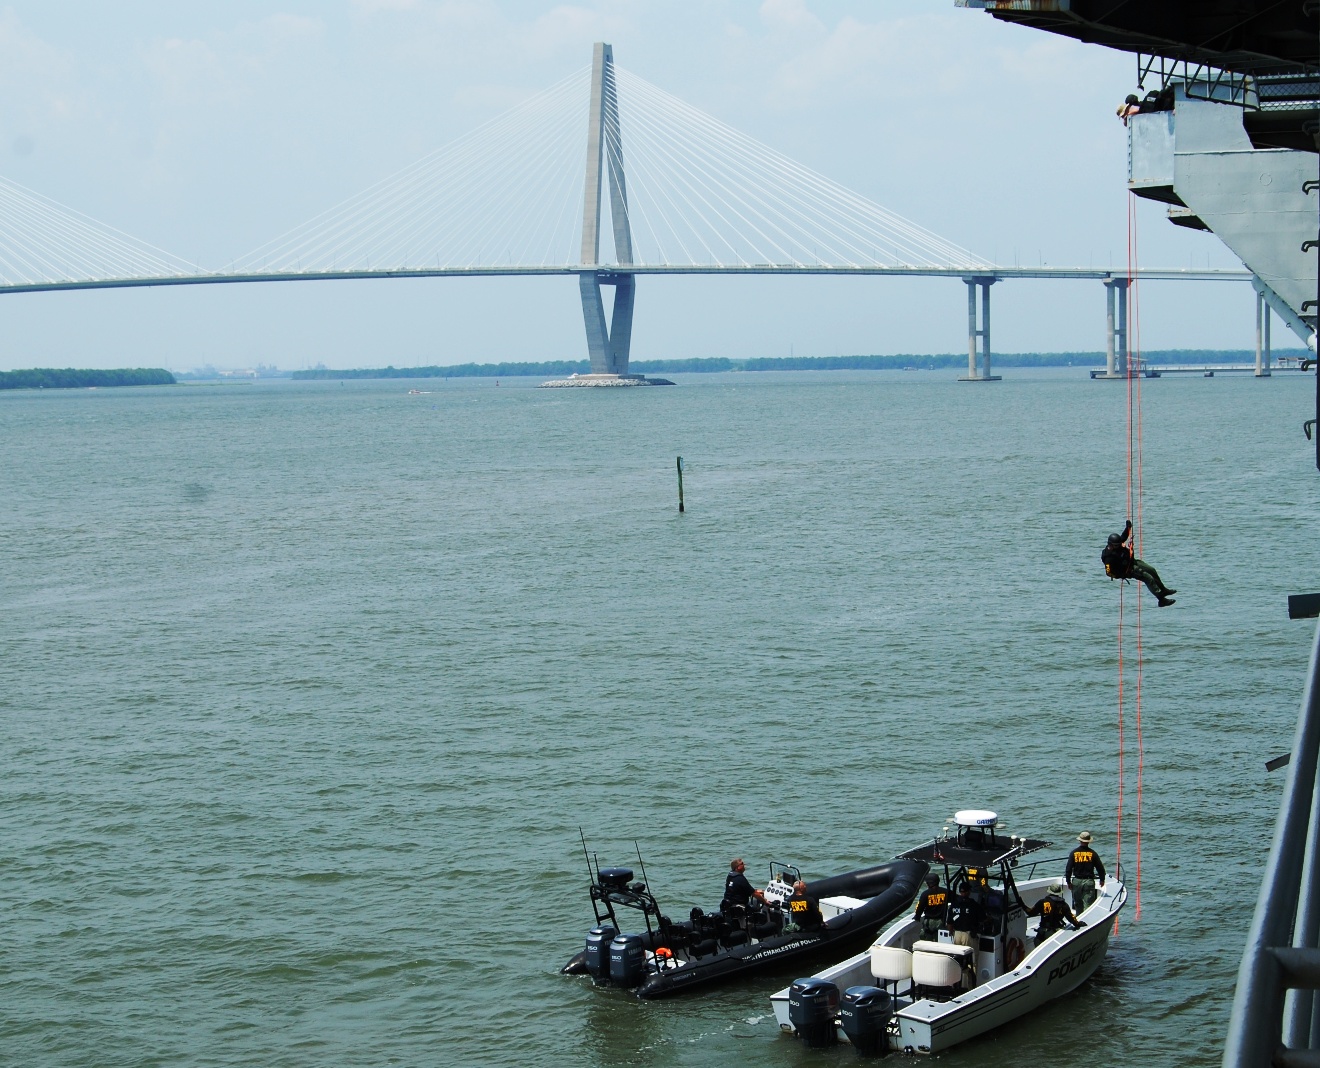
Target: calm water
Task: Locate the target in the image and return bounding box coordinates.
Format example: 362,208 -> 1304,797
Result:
3,368 -> 1317,1067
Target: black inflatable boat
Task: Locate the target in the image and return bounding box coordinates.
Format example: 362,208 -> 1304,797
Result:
562,855 -> 928,999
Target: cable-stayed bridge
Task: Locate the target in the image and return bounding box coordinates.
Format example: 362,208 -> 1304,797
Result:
0,43 -> 1258,380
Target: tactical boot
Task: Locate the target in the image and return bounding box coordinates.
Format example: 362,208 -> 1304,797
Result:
1157,596 -> 1176,607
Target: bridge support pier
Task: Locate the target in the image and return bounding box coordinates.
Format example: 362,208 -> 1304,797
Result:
1096,277 -> 1131,379
1257,286 -> 1273,377
960,276 -> 1000,381
580,270 -> 635,374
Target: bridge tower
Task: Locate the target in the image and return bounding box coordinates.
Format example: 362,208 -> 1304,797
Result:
578,42 -> 636,377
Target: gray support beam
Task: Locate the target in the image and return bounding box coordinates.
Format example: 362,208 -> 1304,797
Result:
580,272 -> 610,373
1257,289 -> 1273,377
578,43 -> 637,377
966,280 -> 978,378
961,276 -> 1000,381
1106,281 -> 1117,377
580,43 -> 609,267
981,280 -> 992,379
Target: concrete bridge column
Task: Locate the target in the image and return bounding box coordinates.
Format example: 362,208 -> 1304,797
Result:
1099,278 -> 1130,379
1256,287 -> 1273,377
960,275 -> 1000,381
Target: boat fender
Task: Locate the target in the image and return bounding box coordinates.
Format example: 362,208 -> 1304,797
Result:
1005,936 -> 1025,971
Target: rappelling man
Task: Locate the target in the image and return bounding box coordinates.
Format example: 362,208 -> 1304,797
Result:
1102,519 -> 1176,606
913,873 -> 948,941
1065,831 -> 1107,914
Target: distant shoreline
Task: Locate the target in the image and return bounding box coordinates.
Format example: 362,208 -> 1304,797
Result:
0,368 -> 175,390
290,349 -> 1309,380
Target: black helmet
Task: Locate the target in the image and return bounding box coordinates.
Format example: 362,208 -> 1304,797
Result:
1107,533 -> 1122,546
926,874 -> 939,887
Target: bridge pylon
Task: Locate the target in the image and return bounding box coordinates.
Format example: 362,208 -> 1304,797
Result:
575,43 -> 641,382
959,275 -> 1001,382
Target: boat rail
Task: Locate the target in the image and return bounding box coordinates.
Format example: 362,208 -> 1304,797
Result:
1224,617 -> 1320,1066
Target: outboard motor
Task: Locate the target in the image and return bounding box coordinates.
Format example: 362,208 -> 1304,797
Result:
608,933 -> 647,987
789,977 -> 839,1048
583,925 -> 617,979
839,985 -> 892,1057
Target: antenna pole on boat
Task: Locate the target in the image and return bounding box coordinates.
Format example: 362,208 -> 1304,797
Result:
579,827 -> 598,883
633,840 -> 650,890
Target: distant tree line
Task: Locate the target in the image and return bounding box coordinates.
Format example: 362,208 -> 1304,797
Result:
290,348 -> 1307,380
0,367 -> 176,390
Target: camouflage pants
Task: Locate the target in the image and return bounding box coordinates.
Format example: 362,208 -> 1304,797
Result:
1071,878 -> 1097,914
920,918 -> 943,942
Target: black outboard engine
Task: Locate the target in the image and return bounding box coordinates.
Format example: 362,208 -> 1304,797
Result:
789,977 -> 839,1048
839,985 -> 892,1057
583,925 -> 617,980
608,933 -> 647,987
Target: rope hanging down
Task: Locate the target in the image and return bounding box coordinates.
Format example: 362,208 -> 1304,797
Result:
1118,191 -> 1146,923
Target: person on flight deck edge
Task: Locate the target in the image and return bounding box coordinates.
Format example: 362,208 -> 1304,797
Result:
720,858 -> 765,913
914,873 -> 948,941
1027,881 -> 1085,948
1102,519 -> 1177,606
1065,831 -> 1107,914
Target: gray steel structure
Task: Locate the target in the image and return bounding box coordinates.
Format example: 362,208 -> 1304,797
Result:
578,43 -> 636,377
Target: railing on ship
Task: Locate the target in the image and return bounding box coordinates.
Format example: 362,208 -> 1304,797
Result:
1224,617 -> 1320,1067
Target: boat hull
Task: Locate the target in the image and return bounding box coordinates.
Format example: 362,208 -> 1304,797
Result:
771,875 -> 1127,1052
565,859 -> 928,999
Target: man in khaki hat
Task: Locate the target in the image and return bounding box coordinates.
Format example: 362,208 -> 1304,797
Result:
1065,831 -> 1107,913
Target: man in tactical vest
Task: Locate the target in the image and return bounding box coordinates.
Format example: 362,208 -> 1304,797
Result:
785,880 -> 823,932
1065,831 -> 1107,914
946,883 -> 981,948
913,873 -> 948,941
1101,519 -> 1176,606
720,858 -> 764,913
1027,881 -> 1085,947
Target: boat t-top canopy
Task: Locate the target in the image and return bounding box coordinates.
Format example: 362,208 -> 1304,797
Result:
899,811 -> 1050,869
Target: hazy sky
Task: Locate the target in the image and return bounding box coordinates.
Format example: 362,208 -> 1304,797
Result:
0,1 -> 1267,371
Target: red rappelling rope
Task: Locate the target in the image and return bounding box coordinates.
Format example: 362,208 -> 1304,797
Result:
1124,190 -> 1145,921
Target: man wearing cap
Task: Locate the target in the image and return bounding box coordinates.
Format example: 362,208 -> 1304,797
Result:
913,873 -> 949,941
1027,882 -> 1085,947
785,880 -> 823,932
946,883 -> 982,949
1065,832 -> 1107,914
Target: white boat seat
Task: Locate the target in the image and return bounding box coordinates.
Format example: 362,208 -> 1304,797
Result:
870,945 -> 912,981
911,950 -> 963,988
911,939 -> 973,960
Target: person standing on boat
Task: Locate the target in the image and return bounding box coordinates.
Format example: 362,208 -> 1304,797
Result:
720,858 -> 765,913
914,874 -> 949,941
1065,832 -> 1107,913
946,883 -> 982,948
785,881 -> 823,932
1027,882 -> 1085,947
1102,520 -> 1176,606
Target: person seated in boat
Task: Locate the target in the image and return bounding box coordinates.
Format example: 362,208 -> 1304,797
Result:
1065,831 -> 1107,914
1102,520 -> 1176,606
1027,882 -> 1085,947
946,883 -> 982,949
913,874 -> 948,941
785,881 -> 824,932
720,858 -> 765,914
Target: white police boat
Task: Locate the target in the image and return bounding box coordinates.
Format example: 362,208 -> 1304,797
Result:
770,810 -> 1127,1055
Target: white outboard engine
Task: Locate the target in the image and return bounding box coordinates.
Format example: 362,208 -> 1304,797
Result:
789,977 -> 839,1048
839,985 -> 892,1057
